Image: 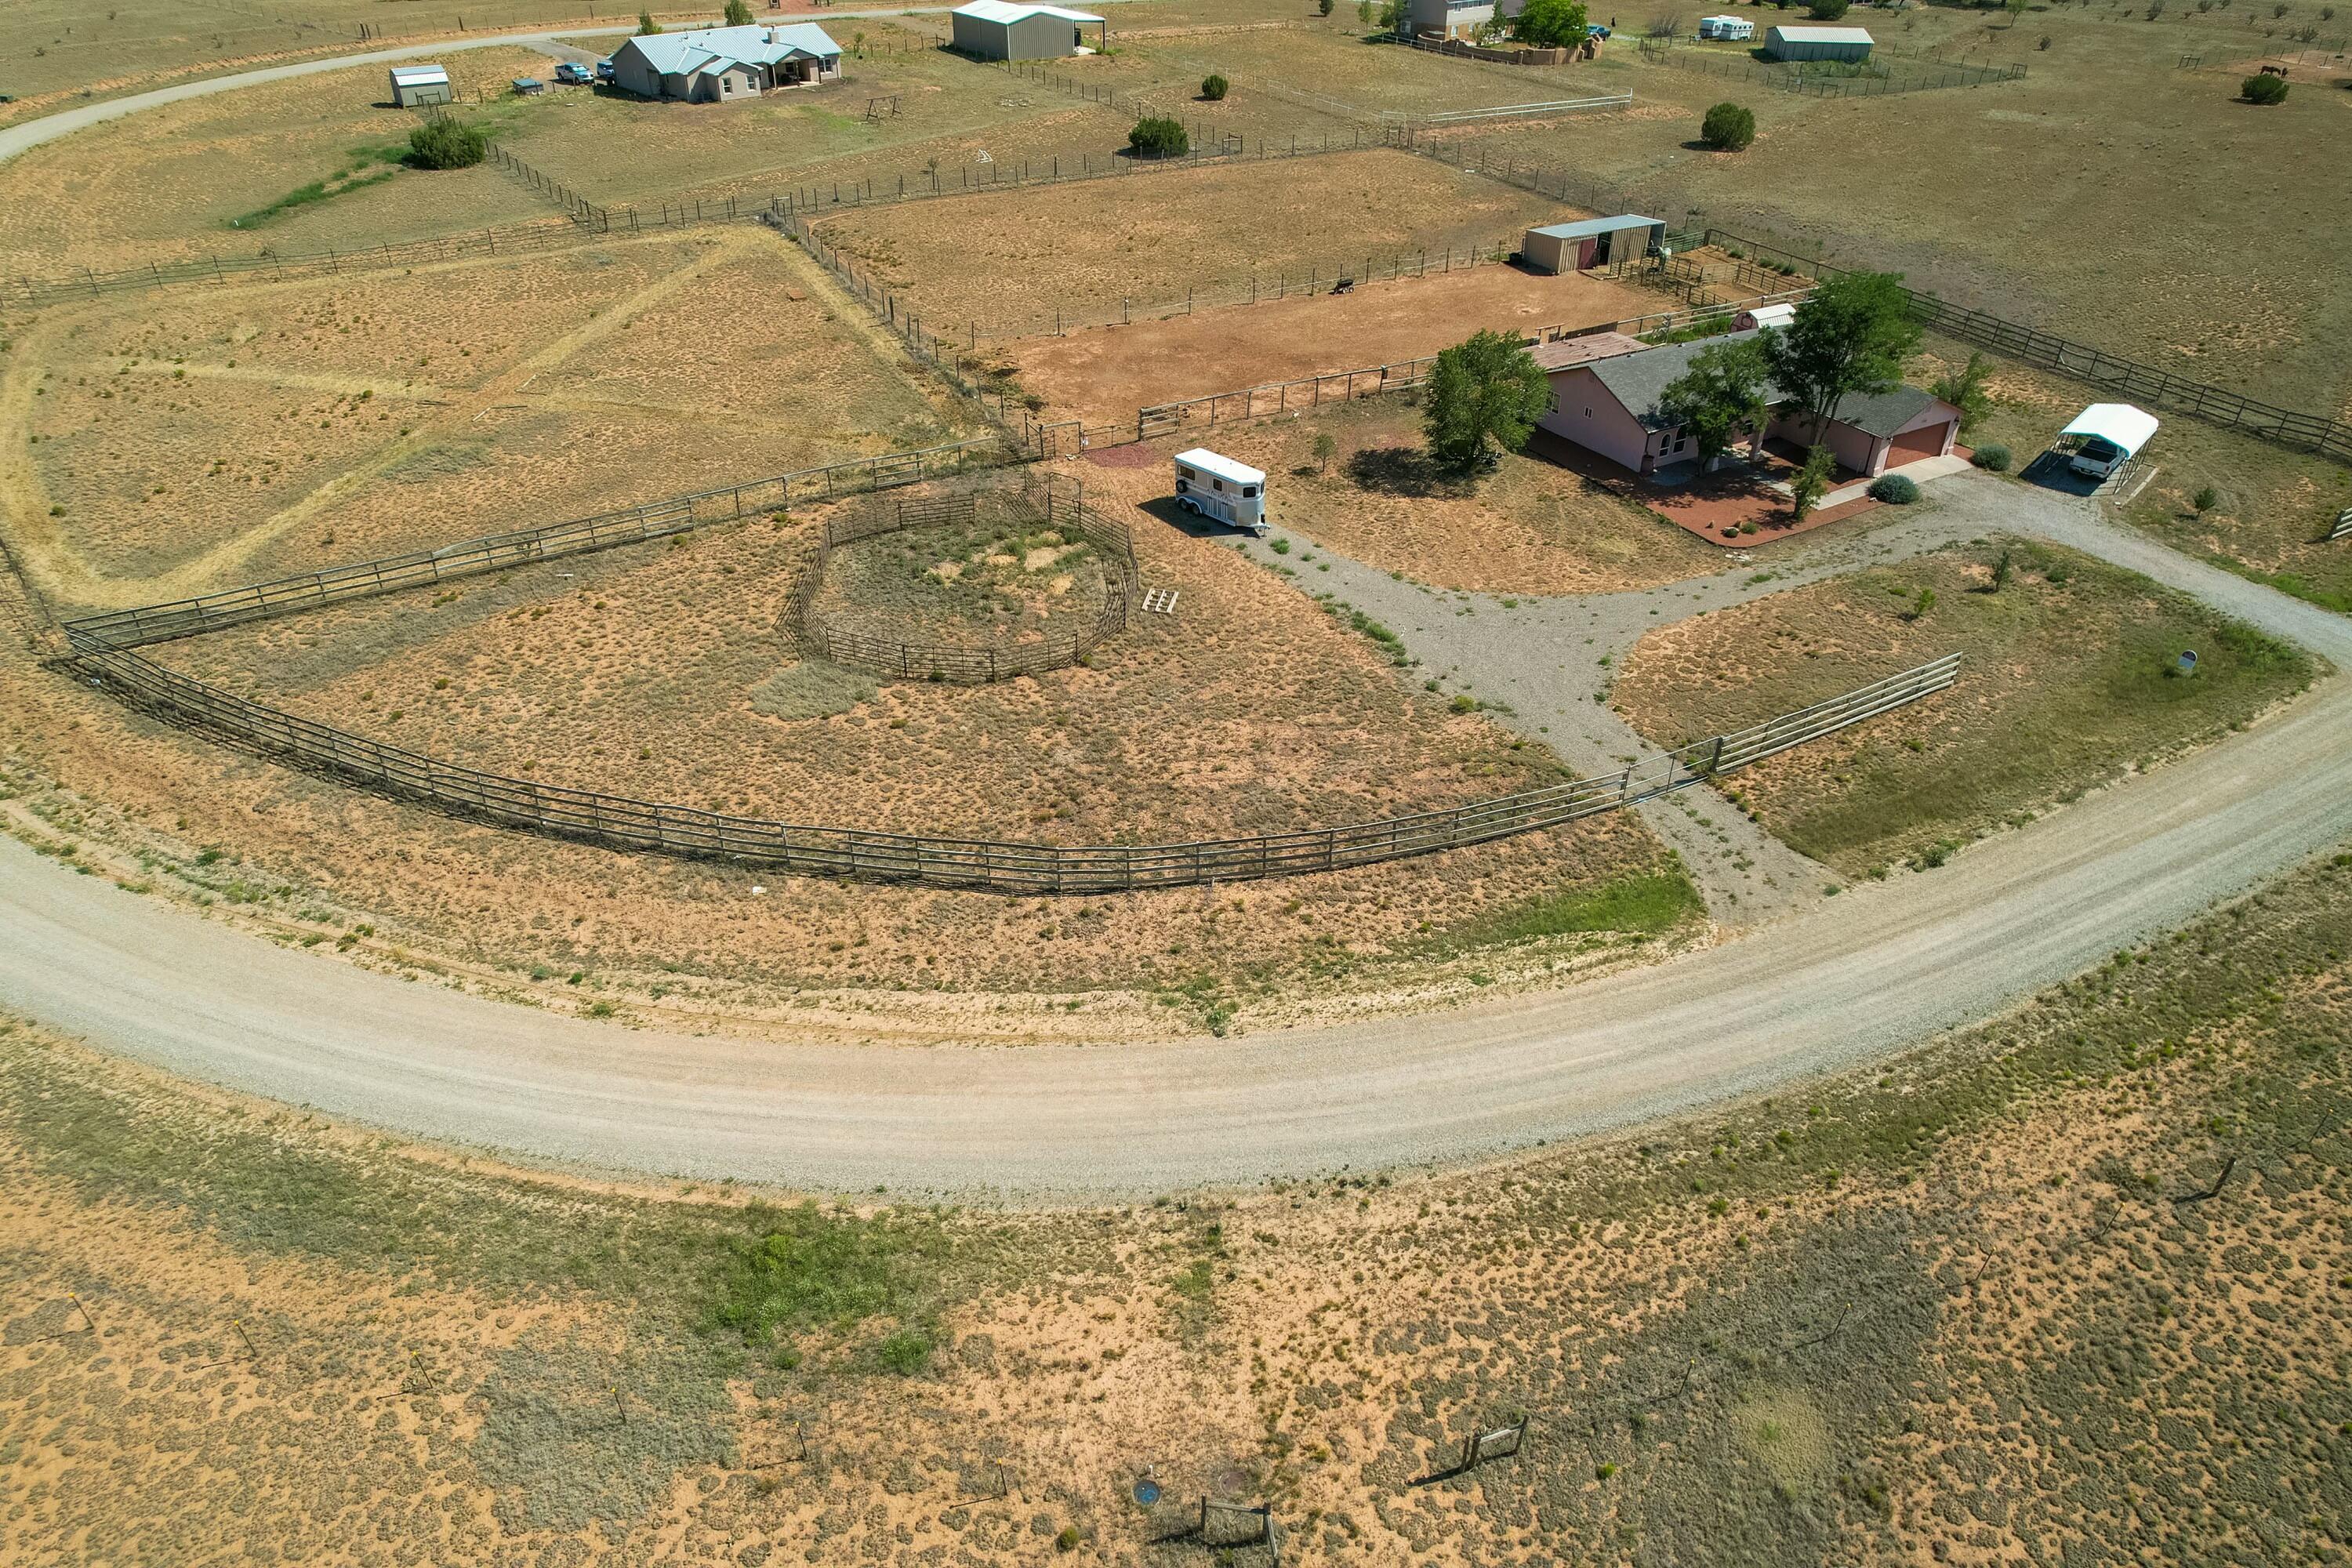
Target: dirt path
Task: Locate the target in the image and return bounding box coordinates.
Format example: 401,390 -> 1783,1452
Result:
1,479 -> 2344,1201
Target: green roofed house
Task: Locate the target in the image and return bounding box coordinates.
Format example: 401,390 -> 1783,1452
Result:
949,1 -> 1108,60
1762,24 -> 1874,61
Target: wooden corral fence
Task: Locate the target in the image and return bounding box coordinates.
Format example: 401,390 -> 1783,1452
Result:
1703,230 -> 2352,466
795,477 -> 1140,684
59,558 -> 1962,890
60,438 -> 1005,652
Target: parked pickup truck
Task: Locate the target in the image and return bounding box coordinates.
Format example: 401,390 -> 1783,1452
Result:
596,57 -> 616,82
554,61 -> 593,85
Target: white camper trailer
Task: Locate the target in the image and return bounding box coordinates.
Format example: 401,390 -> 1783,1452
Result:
1173,448 -> 1267,533
1698,15 -> 1755,40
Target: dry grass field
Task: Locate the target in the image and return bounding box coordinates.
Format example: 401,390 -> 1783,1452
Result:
808,148 -> 1565,340
1083,401 -> 1726,595
4,228 -> 981,608
3,843 -> 2344,1564
0,50 -> 559,276
813,504 -> 1111,649
151,473 -> 1570,845
1610,536 -> 2319,875
1000,260 -> 1657,426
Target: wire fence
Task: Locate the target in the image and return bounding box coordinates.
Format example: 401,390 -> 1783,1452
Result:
60,438 -> 1009,652
796,477 -> 1140,684
1634,39 -> 2027,96
60,622 -> 1959,891
485,139 -> 602,223
1701,231 -> 2352,466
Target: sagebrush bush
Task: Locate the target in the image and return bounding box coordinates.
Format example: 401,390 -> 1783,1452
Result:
1972,443 -> 2012,473
407,118 -> 488,169
1700,101 -> 1756,151
1869,473 -> 1920,503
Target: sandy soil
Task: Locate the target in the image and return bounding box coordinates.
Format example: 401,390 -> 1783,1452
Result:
1003,262 -> 1660,428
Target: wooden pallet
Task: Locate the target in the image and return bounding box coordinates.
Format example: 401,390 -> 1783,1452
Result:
1142,587 -> 1180,615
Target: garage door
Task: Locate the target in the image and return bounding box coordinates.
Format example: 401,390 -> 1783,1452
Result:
1886,419 -> 1952,467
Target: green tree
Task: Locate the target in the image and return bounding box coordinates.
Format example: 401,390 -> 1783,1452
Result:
1929,349 -> 1994,434
1788,444 -> 1835,524
1658,336 -> 1773,468
1200,73 -> 1229,100
1312,431 -> 1338,474
1700,100 -> 1755,150
1513,0 -> 1592,47
1423,328 -> 1552,474
723,0 -> 753,24
1127,115 -> 1189,158
1319,0 -> 1334,15
1808,0 -> 1850,16
1766,270 -> 1922,440
407,118 -> 488,169
2240,71 -> 2289,102
1907,586 -> 1938,620
637,9 -> 662,35
1378,0 -> 1406,31
2003,0 -> 2029,24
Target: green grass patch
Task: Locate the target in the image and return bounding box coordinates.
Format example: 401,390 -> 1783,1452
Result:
1428,868 -> 1704,954
226,141 -> 408,230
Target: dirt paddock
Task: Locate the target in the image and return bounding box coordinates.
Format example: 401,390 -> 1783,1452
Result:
1004,261 -> 1664,427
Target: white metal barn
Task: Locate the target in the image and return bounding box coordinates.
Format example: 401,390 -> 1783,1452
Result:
1173,449 -> 1267,533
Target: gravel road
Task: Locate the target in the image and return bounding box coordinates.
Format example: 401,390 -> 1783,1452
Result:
2,480 -> 2343,1202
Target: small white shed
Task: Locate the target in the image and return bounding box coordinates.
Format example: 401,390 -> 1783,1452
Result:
389,64 -> 453,107
1173,448 -> 1267,533
1734,302 -> 1797,331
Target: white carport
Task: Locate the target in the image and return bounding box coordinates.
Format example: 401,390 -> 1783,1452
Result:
2060,404 -> 2159,459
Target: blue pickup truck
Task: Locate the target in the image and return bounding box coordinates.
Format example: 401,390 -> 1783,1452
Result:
554,61 -> 593,85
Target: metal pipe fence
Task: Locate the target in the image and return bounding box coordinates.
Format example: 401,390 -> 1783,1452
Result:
60,438 -> 1008,652
59,631 -> 1958,892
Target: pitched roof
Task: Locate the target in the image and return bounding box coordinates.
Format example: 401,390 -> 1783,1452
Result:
953,0 -> 1105,22
1766,24 -> 1875,42
1574,329 -> 1955,437
388,64 -> 450,85
1530,331 -> 1648,371
1529,214 -> 1663,241
619,22 -> 840,78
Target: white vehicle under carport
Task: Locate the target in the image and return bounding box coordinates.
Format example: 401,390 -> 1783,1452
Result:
2057,403 -> 2158,482
1172,448 -> 1267,534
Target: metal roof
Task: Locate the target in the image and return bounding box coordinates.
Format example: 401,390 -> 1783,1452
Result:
1765,25 -> 1875,42
618,22 -> 842,78
953,1 -> 1106,23
2060,403 -> 2158,458
1572,329 -> 1955,437
388,64 -> 450,85
1530,331 -> 1648,372
1174,448 -> 1265,486
1529,214 -> 1663,241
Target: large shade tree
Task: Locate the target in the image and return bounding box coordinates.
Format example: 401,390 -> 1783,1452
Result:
1657,336 -> 1773,467
1424,329 -> 1552,474
1765,270 -> 1922,441
1513,0 -> 1591,49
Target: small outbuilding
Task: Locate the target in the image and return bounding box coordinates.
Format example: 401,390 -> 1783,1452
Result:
1763,24 -> 1875,61
1733,302 -> 1797,332
2057,403 -> 2158,480
1523,215 -> 1665,275
388,64 -> 453,107
1697,15 -> 1755,41
949,1 -> 1107,60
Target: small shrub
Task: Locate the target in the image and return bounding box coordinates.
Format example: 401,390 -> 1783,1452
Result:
407,118 -> 488,170
2192,485 -> 2218,512
1127,115 -> 1189,158
1700,100 -> 1756,151
1320,0 -> 1334,13
1907,586 -> 1936,619
1868,474 -> 1919,503
636,8 -> 662,34
1808,0 -> 1850,15
1971,442 -> 2012,472
2240,71 -> 2288,102
1989,547 -> 2013,591
1055,1526 -> 1082,1552
1200,73 -> 1229,100
874,1330 -> 932,1375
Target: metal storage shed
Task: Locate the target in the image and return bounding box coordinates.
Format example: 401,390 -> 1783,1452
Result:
949,1 -> 1107,60
388,64 -> 453,107
1762,24 -> 1875,60
1522,215 -> 1665,274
